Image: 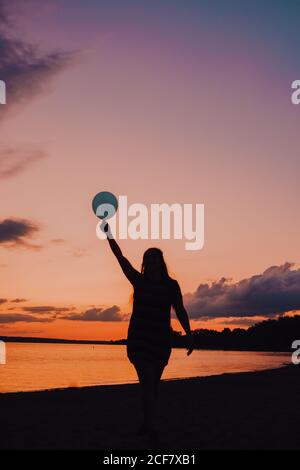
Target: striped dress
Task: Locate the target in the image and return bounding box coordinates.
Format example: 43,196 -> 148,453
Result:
118,258 -> 181,366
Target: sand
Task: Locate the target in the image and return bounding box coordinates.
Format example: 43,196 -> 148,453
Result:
0,365 -> 299,450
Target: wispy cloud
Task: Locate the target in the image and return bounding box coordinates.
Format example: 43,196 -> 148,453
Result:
71,248 -> 90,258
0,0 -> 75,193
0,0 -> 75,113
51,238 -> 66,245
63,306 -> 124,322
185,262 -> 300,320
22,306 -> 70,314
0,327 -> 44,334
220,318 -> 263,327
0,145 -> 46,180
10,298 -> 27,303
0,313 -> 54,323
0,298 -> 7,305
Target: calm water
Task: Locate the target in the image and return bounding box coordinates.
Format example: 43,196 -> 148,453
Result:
0,343 -> 290,393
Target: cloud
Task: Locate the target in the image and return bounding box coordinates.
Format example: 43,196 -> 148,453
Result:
0,298 -> 7,304
0,0 -> 74,112
0,0 -> 75,195
71,248 -> 90,258
220,318 -> 262,327
0,218 -> 41,249
0,1 -> 75,189
0,313 -> 54,323
0,0 -> 9,24
185,262 -> 300,320
51,238 -> 66,245
0,145 -> 46,180
23,306 -> 70,314
64,306 -> 123,322
0,327 -> 43,334
10,298 -> 27,303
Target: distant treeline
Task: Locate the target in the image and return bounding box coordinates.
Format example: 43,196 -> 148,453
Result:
172,315 -> 300,352
0,336 -> 126,346
1,315 -> 299,352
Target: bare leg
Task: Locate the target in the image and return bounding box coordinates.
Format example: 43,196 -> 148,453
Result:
134,361 -> 165,437
154,363 -> 165,399
152,363 -> 165,427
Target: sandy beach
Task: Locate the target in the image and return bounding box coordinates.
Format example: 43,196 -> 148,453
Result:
0,364 -> 299,450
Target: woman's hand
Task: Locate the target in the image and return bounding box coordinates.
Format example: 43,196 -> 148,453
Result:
186,332 -> 194,356
100,221 -> 110,235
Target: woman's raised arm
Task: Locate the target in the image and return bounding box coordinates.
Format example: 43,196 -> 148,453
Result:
103,223 -> 140,285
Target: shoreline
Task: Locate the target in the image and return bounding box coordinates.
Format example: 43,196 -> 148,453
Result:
0,364 -> 299,449
1,336 -> 292,353
0,360 -> 290,396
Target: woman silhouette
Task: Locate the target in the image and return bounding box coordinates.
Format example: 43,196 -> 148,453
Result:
103,223 -> 193,446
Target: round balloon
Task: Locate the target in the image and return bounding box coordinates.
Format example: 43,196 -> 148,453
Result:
92,191 -> 118,219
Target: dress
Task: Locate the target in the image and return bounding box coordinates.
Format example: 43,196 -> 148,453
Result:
118,256 -> 182,366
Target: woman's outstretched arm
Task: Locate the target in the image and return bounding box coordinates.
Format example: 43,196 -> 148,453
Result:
103,223 -> 140,285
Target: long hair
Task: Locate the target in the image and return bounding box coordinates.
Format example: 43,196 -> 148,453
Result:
141,247 -> 170,279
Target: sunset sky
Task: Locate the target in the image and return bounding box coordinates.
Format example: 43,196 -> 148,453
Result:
0,0 -> 300,340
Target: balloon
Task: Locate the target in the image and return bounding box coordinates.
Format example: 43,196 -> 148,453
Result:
92,191 -> 118,220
